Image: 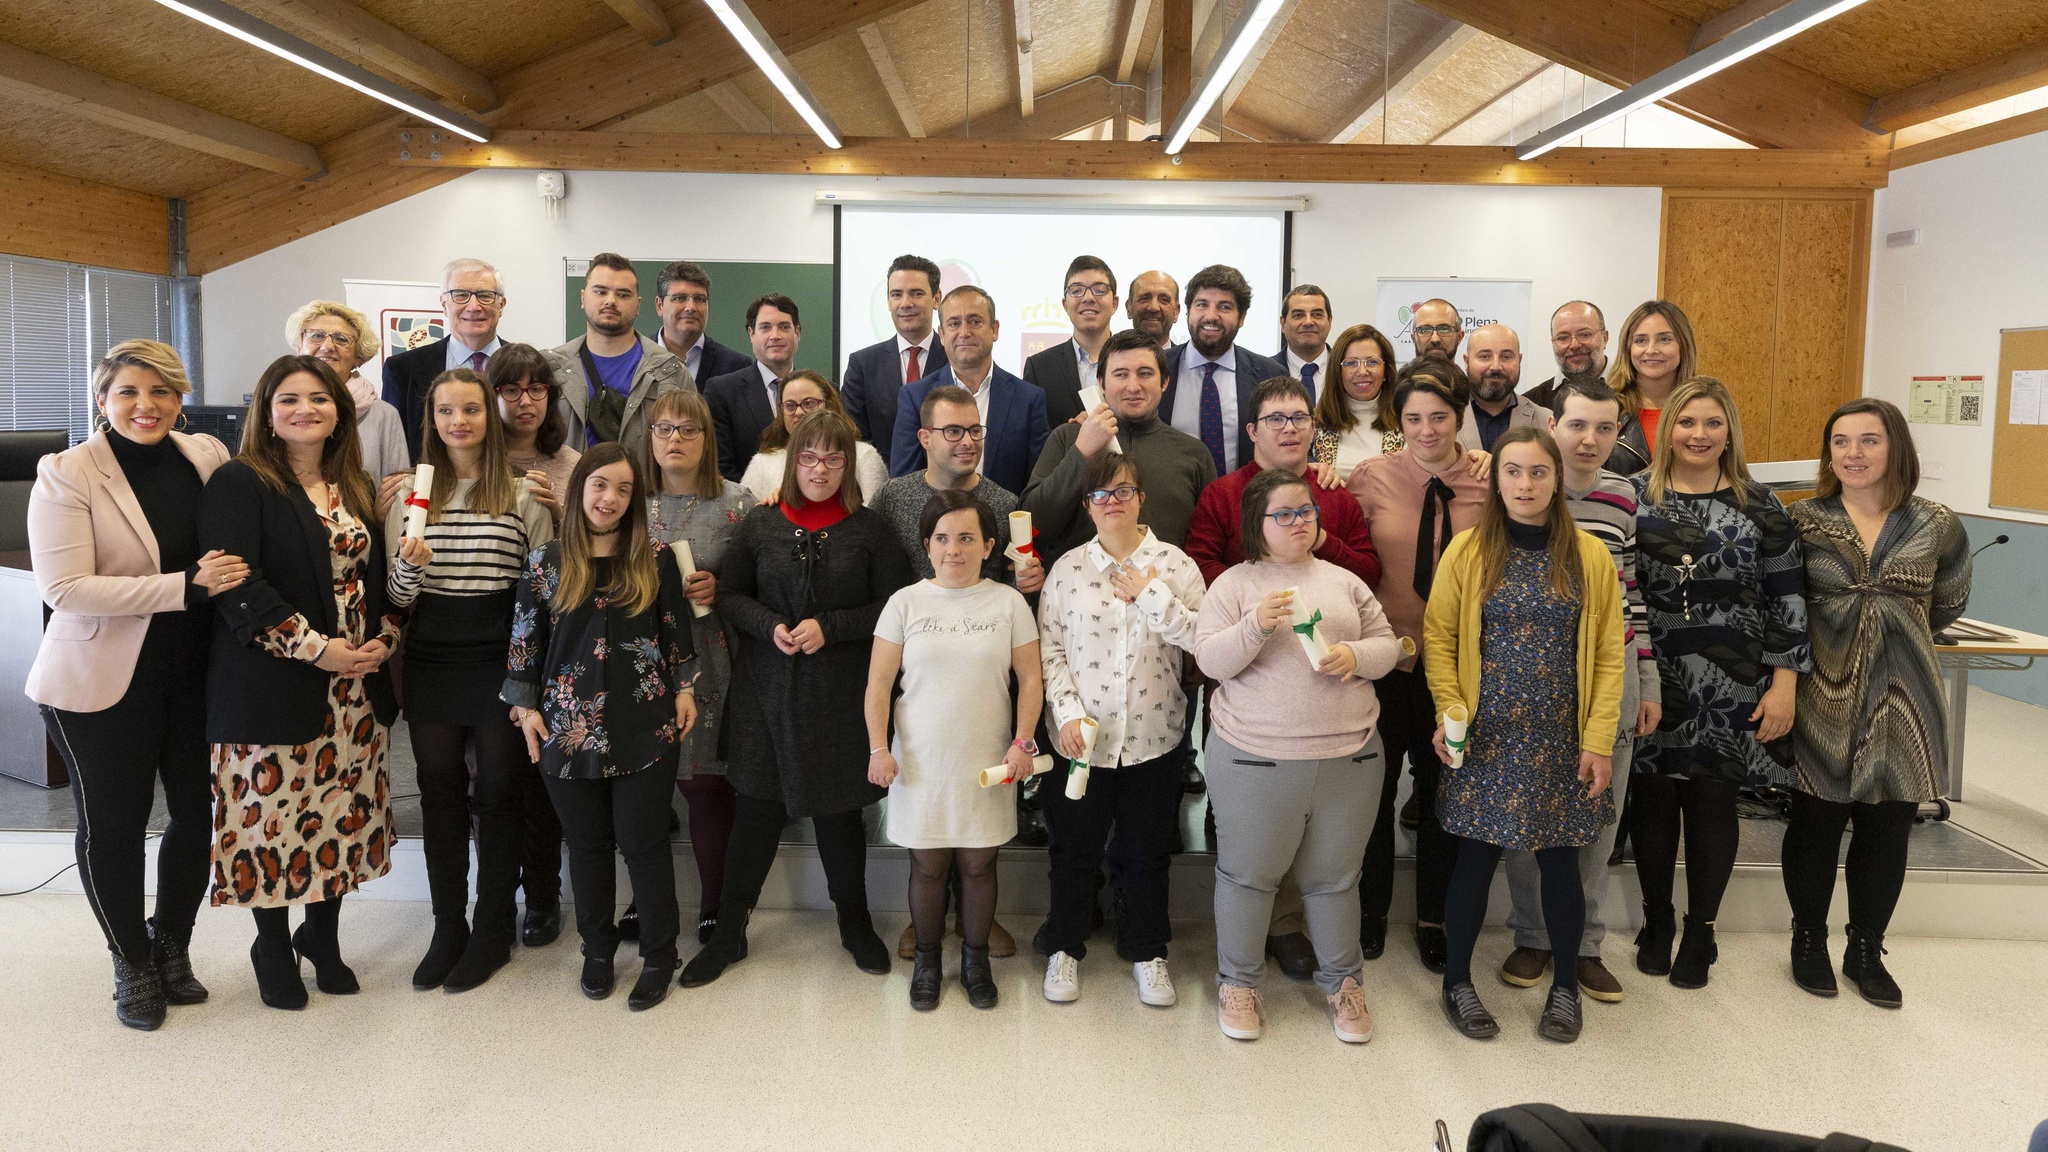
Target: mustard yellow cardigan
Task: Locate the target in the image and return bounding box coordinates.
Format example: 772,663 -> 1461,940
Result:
1421,527 -> 1626,758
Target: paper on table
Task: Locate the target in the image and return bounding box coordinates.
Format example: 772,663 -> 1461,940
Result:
671,541 -> 714,618
1076,385 -> 1123,454
402,463 -> 434,539
978,754 -> 1055,788
2010,369 -> 2048,426
1443,703 -> 1470,769
1282,586 -> 1330,669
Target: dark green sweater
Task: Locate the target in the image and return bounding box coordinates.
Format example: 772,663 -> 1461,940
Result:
1021,413 -> 1217,569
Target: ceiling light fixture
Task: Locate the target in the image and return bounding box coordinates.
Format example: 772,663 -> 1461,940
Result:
1515,0 -> 1871,159
152,0 -> 490,143
701,0 -> 842,149
1162,0 -> 1289,156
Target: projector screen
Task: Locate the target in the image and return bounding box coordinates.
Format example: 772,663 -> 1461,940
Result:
836,205 -> 1288,378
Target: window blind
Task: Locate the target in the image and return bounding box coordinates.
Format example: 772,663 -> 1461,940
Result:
0,255 -> 174,444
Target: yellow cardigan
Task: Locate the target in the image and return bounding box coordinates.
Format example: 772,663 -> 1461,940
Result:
1421,527 -> 1626,757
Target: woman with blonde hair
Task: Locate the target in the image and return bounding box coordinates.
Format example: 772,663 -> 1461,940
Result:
285,300 -> 410,485
738,369 -> 887,505
1630,377 -> 1809,989
1602,301 -> 1698,475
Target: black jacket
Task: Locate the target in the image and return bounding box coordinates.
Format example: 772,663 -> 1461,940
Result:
382,337 -> 459,462
1021,338 -> 1090,431
198,460 -> 399,746
695,336 -> 754,382
1160,343 -> 1288,473
840,335 -> 946,469
704,364 -> 781,484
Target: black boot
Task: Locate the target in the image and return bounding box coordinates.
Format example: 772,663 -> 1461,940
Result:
1842,924 -> 1902,1008
1790,922 -> 1837,997
960,943 -> 997,1009
1634,902 -> 1675,976
249,935 -> 308,1011
412,916 -> 470,991
112,952 -> 167,1031
1359,912 -> 1388,961
839,908 -> 892,976
678,921 -> 749,988
292,901 -> 359,995
1669,915 -> 1717,989
442,910 -> 515,994
909,945 -> 943,1011
627,962 -> 675,1011
148,919 -> 208,1006
582,952 -> 617,1000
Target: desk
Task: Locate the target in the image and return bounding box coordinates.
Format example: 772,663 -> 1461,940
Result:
1937,618 -> 2048,803
0,550 -> 64,788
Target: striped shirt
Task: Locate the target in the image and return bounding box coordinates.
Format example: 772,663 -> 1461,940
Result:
385,477 -> 555,604
1565,470 -> 1659,708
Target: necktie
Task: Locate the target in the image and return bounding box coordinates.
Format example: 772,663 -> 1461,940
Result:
1198,360 -> 1226,476
469,350 -> 487,374
1300,361 -> 1318,399
904,346 -> 921,385
1412,476 -> 1456,602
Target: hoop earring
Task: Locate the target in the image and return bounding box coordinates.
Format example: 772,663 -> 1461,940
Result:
174,411 -> 189,431
93,415 -> 110,434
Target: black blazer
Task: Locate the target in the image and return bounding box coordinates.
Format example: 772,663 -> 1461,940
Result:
705,364 -> 780,483
381,337 -> 453,462
197,460 -> 398,746
695,336 -> 754,381
840,336 -> 945,469
1159,343 -> 1288,473
1022,338 -> 1089,430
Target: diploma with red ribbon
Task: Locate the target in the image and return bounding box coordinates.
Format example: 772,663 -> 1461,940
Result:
1005,510 -> 1038,565
402,463 -> 434,539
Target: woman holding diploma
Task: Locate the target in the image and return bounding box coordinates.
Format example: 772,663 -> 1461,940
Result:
1036,455 -> 1206,1007
385,368 -> 555,994
1195,468 -> 1406,1044
864,490 -> 1042,1010
681,411 -> 912,988
1422,427 -> 1626,1044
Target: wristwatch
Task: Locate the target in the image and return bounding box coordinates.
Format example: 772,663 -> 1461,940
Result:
1012,738 -> 1039,755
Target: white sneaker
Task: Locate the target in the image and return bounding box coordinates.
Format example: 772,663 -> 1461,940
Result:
1133,958 -> 1177,1007
1043,951 -> 1080,1002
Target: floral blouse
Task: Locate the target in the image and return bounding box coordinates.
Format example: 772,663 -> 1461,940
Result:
501,543 -> 697,780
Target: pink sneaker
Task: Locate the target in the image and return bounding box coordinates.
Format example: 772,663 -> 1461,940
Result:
1327,976 -> 1374,1043
1217,982 -> 1264,1040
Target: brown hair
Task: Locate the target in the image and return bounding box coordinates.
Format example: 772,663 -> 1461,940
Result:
1314,324 -> 1398,435
759,369 -> 842,453
419,368 -> 518,522
1083,452 -> 1142,500
93,339 -> 193,404
1239,468 -> 1312,563
1643,376 -> 1755,510
555,442 -> 659,616
1391,357 -> 1472,429
1607,300 -> 1698,419
485,343 -> 567,456
778,409 -> 863,513
1471,427 -> 1584,603
1815,397 -> 1917,509
238,355 -> 375,524
919,384 -> 978,427
644,388 -> 722,498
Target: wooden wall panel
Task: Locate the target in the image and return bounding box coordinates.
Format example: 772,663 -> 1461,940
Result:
1662,195 -> 1782,450
0,160 -> 167,274
1773,199 -> 1866,461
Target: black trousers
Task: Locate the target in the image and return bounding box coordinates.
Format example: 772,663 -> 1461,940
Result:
1359,666 -> 1456,925
1444,837 -> 1583,991
715,794 -> 873,931
544,754 -> 683,967
410,719 -> 536,933
1042,750 -> 1181,962
1780,789 -> 1917,937
41,642 -> 211,963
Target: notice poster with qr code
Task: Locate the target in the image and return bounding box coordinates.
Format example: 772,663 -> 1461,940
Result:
1907,375 -> 1983,425
1949,376 -> 1984,425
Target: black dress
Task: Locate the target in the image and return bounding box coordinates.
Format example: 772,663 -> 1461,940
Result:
718,504 -> 913,818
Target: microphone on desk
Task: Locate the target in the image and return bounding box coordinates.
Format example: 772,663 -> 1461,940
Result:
1970,534 -> 2010,561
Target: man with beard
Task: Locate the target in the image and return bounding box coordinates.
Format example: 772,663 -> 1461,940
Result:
704,293 -> 805,482
1408,297 -> 1466,362
1125,270 -> 1181,350
1161,264 -> 1287,476
1459,322 -> 1550,452
842,254 -> 946,467
1025,255 -> 1120,428
1524,300 -> 1609,411
546,251 -> 690,459
1280,285 -> 1334,401
889,286 -> 1049,495
654,260 -> 753,383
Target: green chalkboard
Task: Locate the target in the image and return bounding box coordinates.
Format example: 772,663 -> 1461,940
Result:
562,258 -> 836,382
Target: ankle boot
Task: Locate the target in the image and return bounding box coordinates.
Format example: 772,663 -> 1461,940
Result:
626,962 -> 676,1012
679,921 -> 749,988
1842,924 -> 1901,1008
909,945 -> 943,1011
148,919 -> 208,1005
960,943 -> 998,1009
249,935 -> 308,1011
412,916 -> 470,991
1789,922 -> 1837,997
1669,916 -> 1717,989
1634,902 -> 1675,976
838,908 -> 892,976
442,918 -> 515,994
112,952 -> 167,1031
292,915 -> 359,995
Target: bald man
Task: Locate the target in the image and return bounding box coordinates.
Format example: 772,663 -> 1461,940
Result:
1126,270 -> 1182,349
1461,323 -> 1551,452
1525,300 -> 1610,411
1409,297 -> 1465,361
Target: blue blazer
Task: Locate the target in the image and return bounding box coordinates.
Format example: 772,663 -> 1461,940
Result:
889,364 -> 1049,496
1159,343 -> 1287,473
694,336 -> 754,382
841,336 -> 945,470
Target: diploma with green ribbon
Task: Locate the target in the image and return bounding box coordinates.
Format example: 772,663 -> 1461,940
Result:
1282,586 -> 1331,669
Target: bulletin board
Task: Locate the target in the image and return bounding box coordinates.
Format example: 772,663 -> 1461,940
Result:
1989,326 -> 2048,514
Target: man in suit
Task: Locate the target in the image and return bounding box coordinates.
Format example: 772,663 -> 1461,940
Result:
545,252 -> 691,465
704,293 -> 803,482
841,254 -> 945,467
1280,284 -> 1333,402
889,286 -> 1048,496
1160,264 -> 1287,477
382,255 -> 507,464
1524,300 -> 1610,411
655,260 -> 753,383
1125,269 -> 1180,350
1461,323 -> 1551,452
1022,255 -> 1119,429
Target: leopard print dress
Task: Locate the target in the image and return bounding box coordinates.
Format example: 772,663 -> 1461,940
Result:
210,486 -> 401,908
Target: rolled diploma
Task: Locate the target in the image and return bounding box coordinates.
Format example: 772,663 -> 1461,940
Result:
1006,510 -> 1033,563
402,462 -> 434,539
1443,703 -> 1470,769
671,540 -> 714,618
1399,635 -> 1417,658
1064,717 -> 1100,800
1076,385 -> 1123,454
1283,586 -> 1330,668
978,753 -> 1055,788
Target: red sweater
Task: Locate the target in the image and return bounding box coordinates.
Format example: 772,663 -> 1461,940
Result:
1185,461 -> 1382,589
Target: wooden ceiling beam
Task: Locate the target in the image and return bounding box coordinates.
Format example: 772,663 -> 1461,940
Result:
1007,0 -> 1035,118
1113,0 -> 1156,84
1160,0 -> 1192,133
858,24 -> 925,137
231,0 -> 497,112
1409,0 -> 1884,151
0,159 -> 169,275
1866,40 -> 2048,133
927,75 -> 1119,140
1690,0 -> 1796,52
1326,22 -> 1476,144
0,39 -> 324,177
1889,105 -> 2048,169
1209,0 -> 1300,127
704,81 -> 771,132
596,0 -> 675,43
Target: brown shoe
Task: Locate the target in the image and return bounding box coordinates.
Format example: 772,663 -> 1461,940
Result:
1577,957 -> 1625,1003
988,920 -> 1017,958
1499,947 -> 1551,988
897,922 -> 917,960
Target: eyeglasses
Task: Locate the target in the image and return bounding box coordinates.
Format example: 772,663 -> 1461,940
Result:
301,330 -> 356,350
443,290 -> 505,306
781,397 -> 827,416
1265,504 -> 1320,527
1065,284 -> 1114,300
1256,413 -> 1313,432
1338,357 -> 1383,372
651,422 -> 703,440
1412,324 -> 1461,337
495,383 -> 550,401
928,423 -> 986,443
796,451 -> 847,470
1084,485 -> 1141,506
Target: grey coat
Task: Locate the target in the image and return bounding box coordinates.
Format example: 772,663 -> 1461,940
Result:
546,333 -> 693,468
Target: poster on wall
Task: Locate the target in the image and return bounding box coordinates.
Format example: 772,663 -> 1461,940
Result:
1908,374 -> 1985,425
1374,278 -> 1533,369
343,279 -> 446,387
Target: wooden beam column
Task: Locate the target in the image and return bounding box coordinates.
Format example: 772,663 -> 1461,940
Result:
1161,0 -> 1192,136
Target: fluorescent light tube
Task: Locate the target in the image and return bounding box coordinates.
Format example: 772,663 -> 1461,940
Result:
1162,0 -> 1289,155
702,0 -> 843,149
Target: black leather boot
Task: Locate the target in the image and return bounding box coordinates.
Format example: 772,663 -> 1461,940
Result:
412,916 -> 470,991
678,921 -> 749,988
148,918 -> 208,1006
909,945 -> 943,1011
442,910 -> 515,994
627,962 -> 676,1011
1634,902 -> 1676,976
839,908 -> 891,976
1790,922 -> 1837,997
292,901 -> 359,995
960,943 -> 997,1009
1669,915 -> 1717,989
1842,923 -> 1901,1008
112,952 -> 167,1031
249,935 -> 308,1011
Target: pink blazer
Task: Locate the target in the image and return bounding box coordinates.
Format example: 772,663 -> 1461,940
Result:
25,430 -> 232,712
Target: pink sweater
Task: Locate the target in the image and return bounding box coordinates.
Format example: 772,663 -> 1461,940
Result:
1195,556 -> 1406,760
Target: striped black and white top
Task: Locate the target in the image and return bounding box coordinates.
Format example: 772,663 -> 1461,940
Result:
384,476 -> 555,604
1565,469 -> 1659,711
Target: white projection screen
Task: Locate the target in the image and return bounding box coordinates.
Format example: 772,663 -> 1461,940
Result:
835,203 -> 1289,377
